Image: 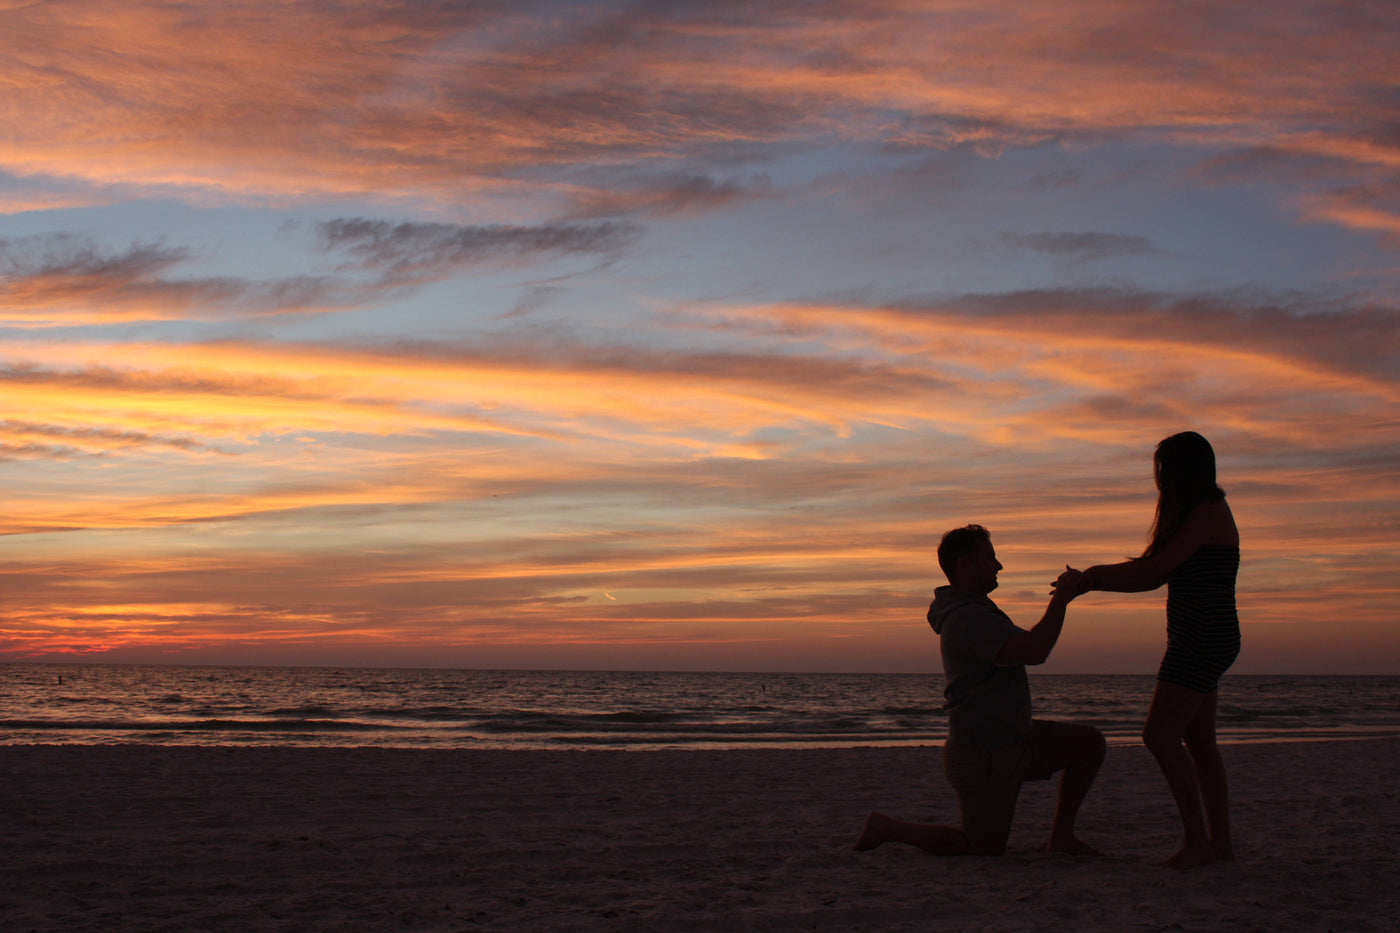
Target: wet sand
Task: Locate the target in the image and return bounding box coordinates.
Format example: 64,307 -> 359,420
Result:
2,738 -> 1397,931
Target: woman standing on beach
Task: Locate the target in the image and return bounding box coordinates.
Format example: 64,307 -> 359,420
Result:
1080,431 -> 1240,869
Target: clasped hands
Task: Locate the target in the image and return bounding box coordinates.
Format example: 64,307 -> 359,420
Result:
1050,565 -> 1090,602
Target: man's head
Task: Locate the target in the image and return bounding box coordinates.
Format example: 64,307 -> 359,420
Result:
937,524 -> 1002,593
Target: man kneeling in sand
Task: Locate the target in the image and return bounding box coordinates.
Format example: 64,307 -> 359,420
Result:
856,524 -> 1105,857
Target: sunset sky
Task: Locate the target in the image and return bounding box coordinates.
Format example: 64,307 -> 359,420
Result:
2,0 -> 1397,674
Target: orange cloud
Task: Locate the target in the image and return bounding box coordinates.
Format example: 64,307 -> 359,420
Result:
0,1 -> 1394,234
1,3 -> 1395,672
3,284 -> 1395,668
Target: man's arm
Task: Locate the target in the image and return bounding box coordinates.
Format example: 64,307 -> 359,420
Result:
994,568 -> 1081,666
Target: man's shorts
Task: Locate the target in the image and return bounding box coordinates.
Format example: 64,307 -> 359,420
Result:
942,719 -> 1062,854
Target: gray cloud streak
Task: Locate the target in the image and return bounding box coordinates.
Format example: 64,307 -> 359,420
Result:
318,218 -> 642,285
998,231 -> 1160,261
0,419 -> 212,455
569,172 -> 775,218
0,233 -> 351,320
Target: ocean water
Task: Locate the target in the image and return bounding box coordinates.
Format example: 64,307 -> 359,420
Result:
1,664 -> 1397,750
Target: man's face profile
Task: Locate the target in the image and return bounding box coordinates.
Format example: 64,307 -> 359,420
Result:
957,539 -> 1003,594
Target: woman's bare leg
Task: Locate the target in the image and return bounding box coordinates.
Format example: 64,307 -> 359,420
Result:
1182,690 -> 1232,860
1142,680 -> 1214,869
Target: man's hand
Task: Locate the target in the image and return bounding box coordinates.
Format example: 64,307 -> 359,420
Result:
1050,566 -> 1084,604
999,566 -> 1081,666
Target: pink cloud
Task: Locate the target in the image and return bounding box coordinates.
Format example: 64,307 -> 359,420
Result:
0,0 -> 1393,233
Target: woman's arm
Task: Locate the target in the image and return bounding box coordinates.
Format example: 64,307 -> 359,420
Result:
1082,558 -> 1163,593
1083,499 -> 1237,594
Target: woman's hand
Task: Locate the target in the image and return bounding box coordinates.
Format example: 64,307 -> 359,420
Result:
1051,565 -> 1085,603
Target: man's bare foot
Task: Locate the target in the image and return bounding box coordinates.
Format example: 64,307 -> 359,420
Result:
1163,845 -> 1215,870
854,812 -> 892,851
1213,842 -> 1235,861
1048,835 -> 1101,856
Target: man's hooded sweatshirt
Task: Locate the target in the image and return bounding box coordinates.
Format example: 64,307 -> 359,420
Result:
927,586 -> 1033,747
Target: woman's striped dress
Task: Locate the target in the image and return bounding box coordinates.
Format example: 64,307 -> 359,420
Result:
1158,544 -> 1241,693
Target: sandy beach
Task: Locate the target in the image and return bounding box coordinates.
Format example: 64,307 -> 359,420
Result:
3,738 -> 1397,932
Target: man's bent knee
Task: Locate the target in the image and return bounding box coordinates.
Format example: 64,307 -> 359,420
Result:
1065,723 -> 1106,758
1041,722 -> 1105,773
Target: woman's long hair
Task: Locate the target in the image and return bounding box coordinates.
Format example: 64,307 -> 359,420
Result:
1143,431 -> 1225,557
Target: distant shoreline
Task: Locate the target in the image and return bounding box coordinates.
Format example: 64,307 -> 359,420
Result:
6,660 -> 1395,676
4,666 -> 1396,751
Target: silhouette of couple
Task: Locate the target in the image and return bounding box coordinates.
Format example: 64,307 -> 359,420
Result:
856,432 -> 1239,869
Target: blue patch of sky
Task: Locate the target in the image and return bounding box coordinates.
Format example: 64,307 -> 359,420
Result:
604,136 -> 1389,317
